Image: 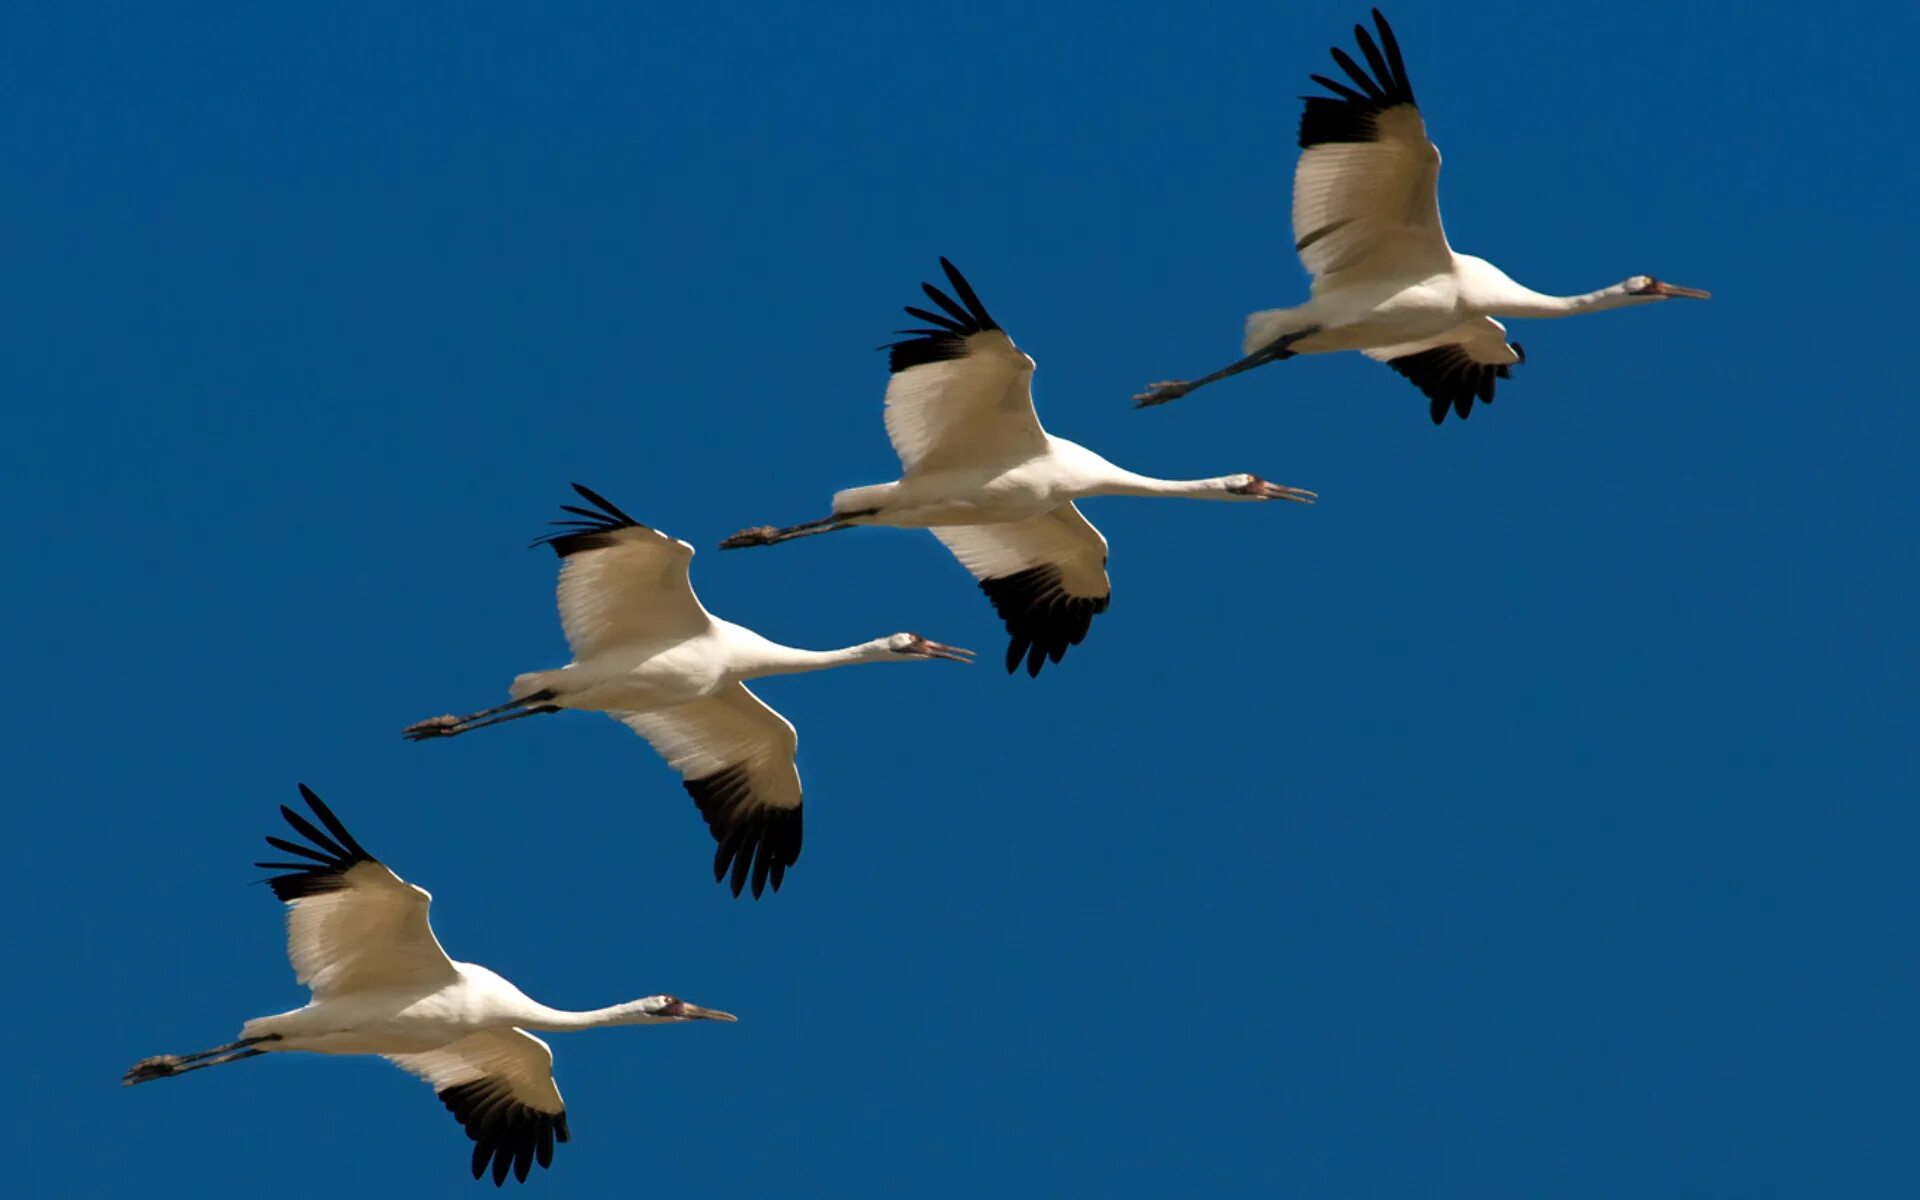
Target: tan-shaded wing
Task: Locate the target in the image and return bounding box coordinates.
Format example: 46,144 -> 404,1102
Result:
533,485 -> 711,657
1292,11 -> 1450,282
1365,317 -> 1524,424
617,683 -> 803,898
933,503 -> 1111,677
255,787 -> 457,1000
387,1029 -> 569,1185
881,258 -> 1047,475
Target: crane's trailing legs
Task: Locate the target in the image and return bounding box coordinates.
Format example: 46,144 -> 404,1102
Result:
1133,326 -> 1322,407
123,1035 -> 280,1085
719,507 -> 878,550
403,690 -> 560,741
718,516 -> 849,549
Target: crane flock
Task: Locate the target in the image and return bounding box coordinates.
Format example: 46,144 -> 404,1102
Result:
122,9 -> 1706,1185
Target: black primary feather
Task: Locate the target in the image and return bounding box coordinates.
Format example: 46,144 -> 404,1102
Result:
883,257 -> 1004,373
1298,9 -> 1419,149
254,785 -> 379,902
977,566 -> 1110,678
685,765 -> 803,899
1383,343 -> 1524,425
440,1078 -> 569,1186
530,483 -> 650,557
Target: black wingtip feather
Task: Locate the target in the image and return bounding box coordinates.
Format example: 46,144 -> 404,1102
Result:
685,766 -> 802,899
260,786 -> 377,902
1389,343 -> 1523,425
443,1080 -> 566,1186
882,259 -> 1003,375
278,806 -> 349,862
530,485 -> 648,557
1299,9 -> 1418,149
979,566 -> 1109,679
261,787 -> 376,898
299,785 -> 370,860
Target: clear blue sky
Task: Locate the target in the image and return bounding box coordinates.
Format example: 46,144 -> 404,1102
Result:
3,1 -> 1915,1195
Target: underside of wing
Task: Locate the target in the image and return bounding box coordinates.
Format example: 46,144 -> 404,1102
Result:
618,684 -> 803,899
880,258 -> 1048,475
387,1028 -> 569,1186
934,504 -> 1111,677
532,484 -> 710,657
1365,318 -> 1525,423
253,786 -> 457,999
1293,9 -> 1450,281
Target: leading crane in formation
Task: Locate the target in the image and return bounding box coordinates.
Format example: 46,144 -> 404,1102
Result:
721,258 -> 1316,676
403,485 -> 972,898
1133,8 -> 1708,423
122,787 -> 737,1186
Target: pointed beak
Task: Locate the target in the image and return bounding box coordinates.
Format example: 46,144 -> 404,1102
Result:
1247,480 -> 1317,504
660,1000 -> 737,1022
917,640 -> 976,664
1653,282 -> 1711,300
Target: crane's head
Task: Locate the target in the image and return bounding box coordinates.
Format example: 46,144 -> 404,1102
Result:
640,995 -> 738,1022
1622,275 -> 1711,301
1224,474 -> 1318,503
885,632 -> 976,663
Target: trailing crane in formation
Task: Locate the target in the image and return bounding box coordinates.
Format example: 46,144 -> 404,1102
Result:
122,787 -> 736,1185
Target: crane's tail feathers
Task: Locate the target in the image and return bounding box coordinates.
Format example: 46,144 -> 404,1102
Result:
510,673 -> 562,702
830,484 -> 892,517
1243,308 -> 1306,356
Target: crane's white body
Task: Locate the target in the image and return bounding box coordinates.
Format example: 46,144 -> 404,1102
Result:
242,963 -> 673,1056
1244,255 -> 1659,358
1138,9 -> 1706,422
124,789 -> 733,1184
512,613 -> 896,714
724,258 -> 1314,676
830,433 -> 1247,528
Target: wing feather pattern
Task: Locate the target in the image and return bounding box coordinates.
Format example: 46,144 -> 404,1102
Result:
1293,10 -> 1450,282
387,1029 -> 570,1186
254,786 -> 457,999
933,505 -> 1111,677
880,259 -> 1048,475
531,484 -> 710,657
618,685 -> 803,899
1365,317 -> 1524,423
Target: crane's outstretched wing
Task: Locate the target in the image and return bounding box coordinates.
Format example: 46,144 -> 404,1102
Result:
1292,10 -> 1450,283
253,785 -> 458,1000
1364,317 -> 1525,423
387,1028 -> 570,1186
618,684 -> 803,899
879,258 -> 1048,475
532,484 -> 711,657
933,504 -> 1111,677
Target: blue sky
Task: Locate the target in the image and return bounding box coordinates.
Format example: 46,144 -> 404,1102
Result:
3,1 -> 1915,1195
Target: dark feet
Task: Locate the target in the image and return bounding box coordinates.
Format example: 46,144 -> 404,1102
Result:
122,1055 -> 184,1086
719,526 -> 781,550
402,715 -> 462,741
1133,380 -> 1196,408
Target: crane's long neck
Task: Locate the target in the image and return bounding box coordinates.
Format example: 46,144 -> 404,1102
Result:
729,635 -> 889,680
1481,281 -> 1649,319
1082,469 -> 1239,500
516,999 -> 674,1032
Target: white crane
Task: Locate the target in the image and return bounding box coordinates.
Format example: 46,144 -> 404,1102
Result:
123,786 -> 737,1186
402,485 -> 971,898
719,258 -> 1316,676
1133,8 -> 1709,424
